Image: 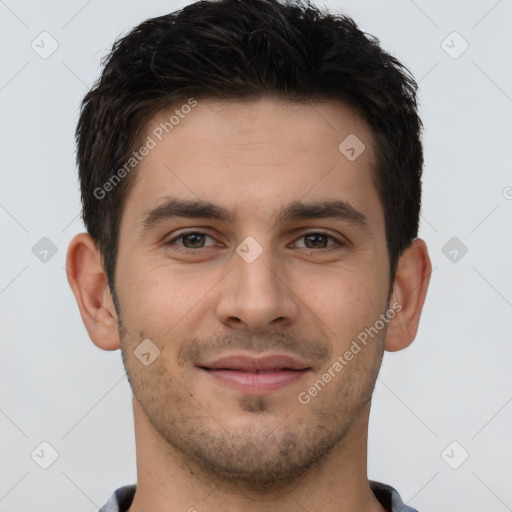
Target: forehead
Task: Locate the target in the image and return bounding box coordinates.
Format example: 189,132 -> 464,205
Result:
121,97 -> 383,232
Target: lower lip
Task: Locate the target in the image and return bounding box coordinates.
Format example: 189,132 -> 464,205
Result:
203,369 -> 310,393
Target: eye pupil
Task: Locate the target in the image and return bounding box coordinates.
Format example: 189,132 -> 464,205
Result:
305,234 -> 327,248
183,233 -> 205,248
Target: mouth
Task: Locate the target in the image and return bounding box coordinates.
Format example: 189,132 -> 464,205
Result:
199,353 -> 312,393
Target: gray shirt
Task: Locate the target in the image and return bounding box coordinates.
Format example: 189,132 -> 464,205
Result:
98,481 -> 418,511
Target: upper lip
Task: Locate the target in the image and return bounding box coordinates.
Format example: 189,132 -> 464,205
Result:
200,353 -> 311,372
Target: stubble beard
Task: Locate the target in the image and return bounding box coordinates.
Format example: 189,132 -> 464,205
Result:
119,324 -> 384,493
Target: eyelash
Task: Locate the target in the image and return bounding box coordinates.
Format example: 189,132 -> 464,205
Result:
165,230 -> 345,253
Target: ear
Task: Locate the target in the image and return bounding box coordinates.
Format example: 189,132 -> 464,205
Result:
384,238 -> 431,352
65,232 -> 121,351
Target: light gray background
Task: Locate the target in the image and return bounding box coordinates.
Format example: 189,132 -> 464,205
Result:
1,0 -> 511,510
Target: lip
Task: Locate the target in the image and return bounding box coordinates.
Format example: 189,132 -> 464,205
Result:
202,354 -> 311,372
199,353 -> 312,393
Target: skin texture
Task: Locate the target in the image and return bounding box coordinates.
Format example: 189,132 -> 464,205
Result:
66,97 -> 431,512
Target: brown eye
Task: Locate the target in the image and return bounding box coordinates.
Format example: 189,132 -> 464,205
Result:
303,233 -> 329,249
166,231 -> 217,251
294,232 -> 342,250
181,233 -> 207,248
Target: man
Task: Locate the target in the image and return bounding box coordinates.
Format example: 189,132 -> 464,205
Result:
66,0 -> 431,510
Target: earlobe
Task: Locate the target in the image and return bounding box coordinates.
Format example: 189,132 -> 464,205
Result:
384,238 -> 431,352
65,233 -> 121,351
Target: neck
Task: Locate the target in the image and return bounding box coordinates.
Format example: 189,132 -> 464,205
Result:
127,396 -> 386,512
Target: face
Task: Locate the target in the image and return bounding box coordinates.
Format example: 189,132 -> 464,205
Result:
114,97 -> 392,487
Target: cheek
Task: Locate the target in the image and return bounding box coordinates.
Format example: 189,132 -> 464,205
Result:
291,264 -> 386,337
116,259 -> 225,349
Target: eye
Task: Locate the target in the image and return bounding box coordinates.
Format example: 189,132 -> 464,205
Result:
166,231 -> 218,251
164,230 -> 344,254
293,232 -> 344,250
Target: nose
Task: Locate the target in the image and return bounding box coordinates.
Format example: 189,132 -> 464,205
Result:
215,242 -> 299,333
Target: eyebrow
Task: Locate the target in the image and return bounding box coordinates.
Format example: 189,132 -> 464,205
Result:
141,196 -> 370,232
